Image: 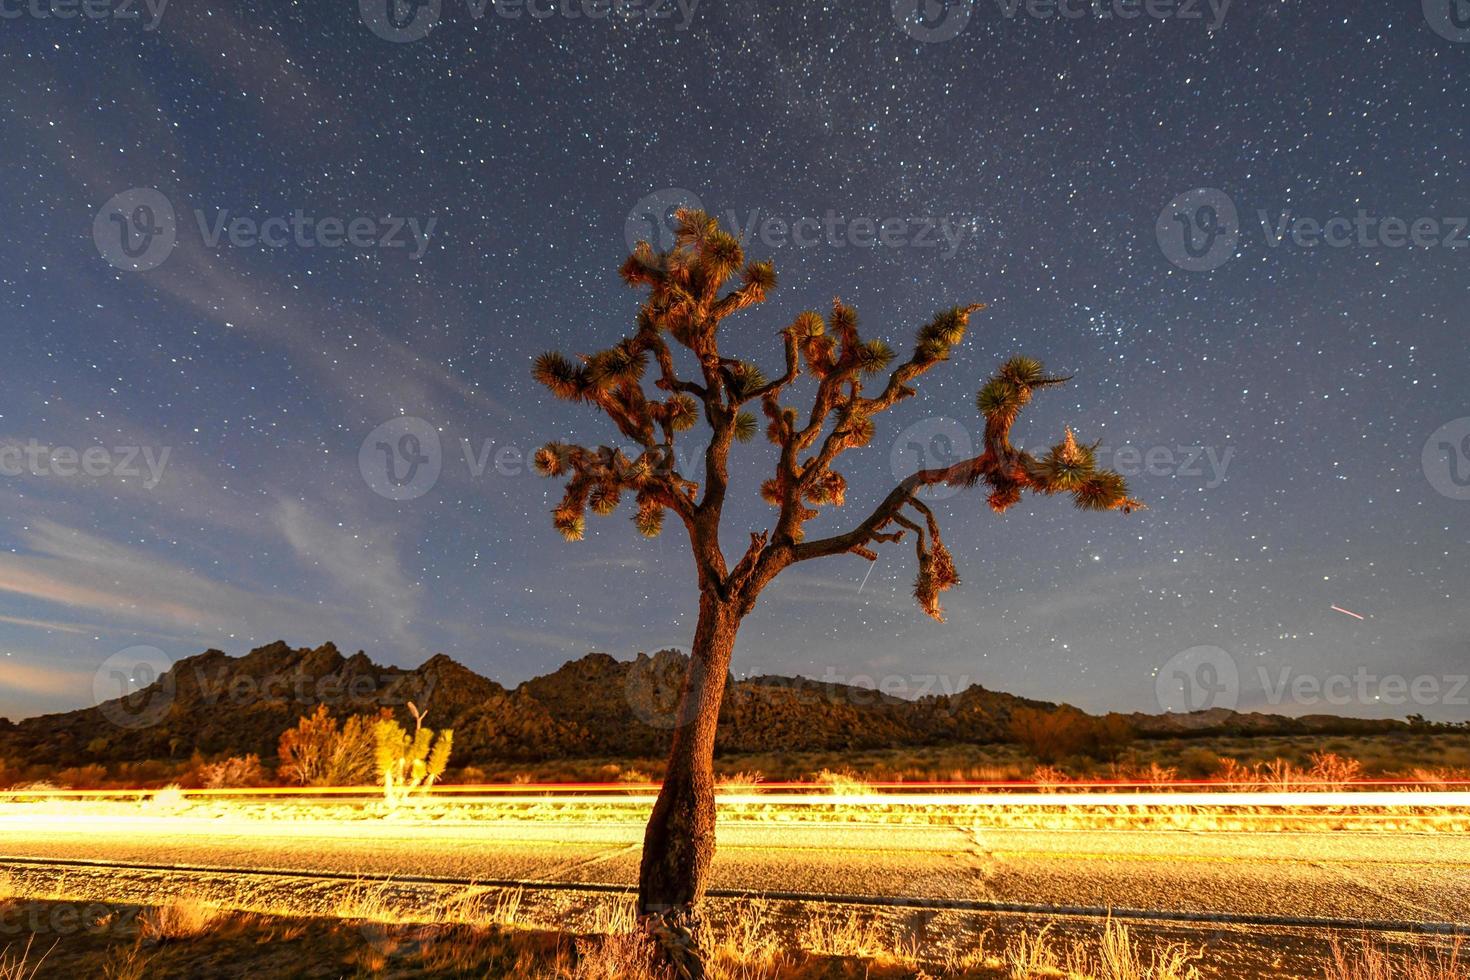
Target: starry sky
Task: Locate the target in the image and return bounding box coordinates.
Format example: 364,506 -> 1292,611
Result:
1,0 -> 1467,723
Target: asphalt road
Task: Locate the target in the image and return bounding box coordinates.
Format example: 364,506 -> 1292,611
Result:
2,810 -> 1467,928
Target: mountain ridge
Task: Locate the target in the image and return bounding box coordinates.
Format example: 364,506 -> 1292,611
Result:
0,641 -> 1405,767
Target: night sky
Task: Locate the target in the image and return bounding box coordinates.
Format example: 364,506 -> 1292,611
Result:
1,0 -> 1467,723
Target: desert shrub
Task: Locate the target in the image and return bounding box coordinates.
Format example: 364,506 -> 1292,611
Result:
278,705 -> 381,786
113,759 -> 176,786
1214,757 -> 1261,787
1308,751 -> 1363,790
277,705 -> 337,785
812,768 -> 872,794
1009,706 -> 1134,763
196,754 -> 266,789
715,770 -> 765,792
55,764 -> 108,789
1030,765 -> 1070,789
139,895 -> 217,942
324,713 -> 380,785
454,765 -> 487,785
1093,713 -> 1136,760
1176,746 -> 1222,778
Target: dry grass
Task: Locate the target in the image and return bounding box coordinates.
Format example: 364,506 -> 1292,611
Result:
0,938 -> 51,980
137,894 -> 218,943
1000,920 -> 1202,979
715,770 -> 766,793
798,909 -> 918,966
332,879 -> 407,923
938,929 -> 998,975
1324,934 -> 1465,980
1065,919 -> 1202,980
98,942 -> 153,980
708,899 -> 790,979
2,885 -> 1467,980
583,896 -> 640,936
570,899 -> 792,980
810,768 -> 874,795
571,929 -> 665,980
1005,924 -> 1062,977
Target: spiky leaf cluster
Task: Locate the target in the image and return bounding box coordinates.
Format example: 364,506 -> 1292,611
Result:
532,205 -> 1139,634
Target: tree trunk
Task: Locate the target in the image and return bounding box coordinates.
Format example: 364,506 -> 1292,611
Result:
638,593 -> 739,919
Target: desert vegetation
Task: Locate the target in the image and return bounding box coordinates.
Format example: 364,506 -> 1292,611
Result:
3,732 -> 1468,795
0,884 -> 1462,979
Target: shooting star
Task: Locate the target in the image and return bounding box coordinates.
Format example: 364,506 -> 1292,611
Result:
857,559 -> 877,594
1331,604 -> 1366,621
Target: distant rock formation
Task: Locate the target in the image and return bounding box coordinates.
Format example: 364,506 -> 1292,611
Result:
0,641 -> 1405,768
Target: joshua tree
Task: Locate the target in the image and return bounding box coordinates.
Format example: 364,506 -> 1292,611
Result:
531,208 -> 1140,968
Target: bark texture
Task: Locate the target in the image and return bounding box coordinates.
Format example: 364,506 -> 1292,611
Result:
638,595 -> 739,917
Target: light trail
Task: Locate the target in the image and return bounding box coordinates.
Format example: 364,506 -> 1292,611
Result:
1331,604 -> 1367,620
2,789 -> 1468,809
4,778 -> 1469,799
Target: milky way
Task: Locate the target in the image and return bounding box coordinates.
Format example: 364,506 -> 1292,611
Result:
0,0 -> 1466,722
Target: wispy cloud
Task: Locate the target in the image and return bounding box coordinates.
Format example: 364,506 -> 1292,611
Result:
274,499 -> 422,648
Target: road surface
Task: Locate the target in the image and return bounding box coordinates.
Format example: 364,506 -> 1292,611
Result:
2,806 -> 1467,929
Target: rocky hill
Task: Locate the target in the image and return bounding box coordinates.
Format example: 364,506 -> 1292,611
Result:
0,641 -> 1404,768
